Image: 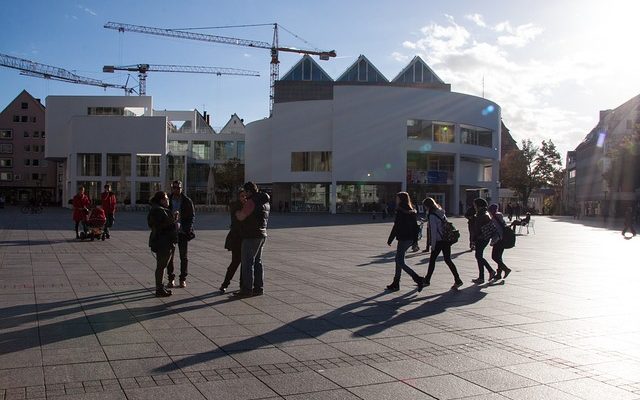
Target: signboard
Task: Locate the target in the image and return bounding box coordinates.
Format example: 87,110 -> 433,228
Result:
427,170 -> 448,184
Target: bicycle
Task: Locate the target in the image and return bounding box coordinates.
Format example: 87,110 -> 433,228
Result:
21,205 -> 43,214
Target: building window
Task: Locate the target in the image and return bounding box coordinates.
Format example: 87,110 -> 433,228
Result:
214,141 -> 234,161
87,107 -> 124,116
136,182 -> 161,204
33,131 -> 39,138
77,153 -> 102,176
336,183 -> 401,213
461,127 -> 493,148
21,116 -> 28,123
24,131 -> 29,138
0,172 -> 12,181
33,145 -> 39,152
107,154 -> 132,176
76,181 -> 100,203
41,131 -> 45,138
168,140 -> 188,153
31,117 -> 36,123
291,183 -> 330,212
167,155 -> 186,183
407,152 -> 454,184
0,129 -> 12,139
0,144 -> 13,154
291,151 -> 332,172
192,141 -> 211,160
0,158 -> 12,167
21,102 -> 28,109
569,169 -> 576,179
25,159 -> 30,166
483,165 -> 493,182
136,155 -> 160,177
31,173 -> 39,181
41,145 -> 45,153
433,124 -> 454,143
13,116 -> 19,122
33,159 -> 39,167
24,145 -> 30,152
237,141 -> 245,161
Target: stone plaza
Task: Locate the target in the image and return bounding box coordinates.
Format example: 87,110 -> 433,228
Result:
0,208 -> 639,400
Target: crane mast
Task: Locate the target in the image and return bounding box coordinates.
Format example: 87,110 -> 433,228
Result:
0,52 -> 131,93
104,21 -> 336,114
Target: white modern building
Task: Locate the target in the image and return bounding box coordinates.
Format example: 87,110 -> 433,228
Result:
246,55 -> 502,214
45,95 -> 245,206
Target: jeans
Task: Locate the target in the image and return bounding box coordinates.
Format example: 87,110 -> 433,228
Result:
241,237 -> 265,293
394,240 -> 421,282
491,241 -> 509,275
425,241 -> 461,284
167,234 -> 189,281
474,239 -> 495,279
222,246 -> 243,288
155,246 -> 175,287
104,213 -> 114,235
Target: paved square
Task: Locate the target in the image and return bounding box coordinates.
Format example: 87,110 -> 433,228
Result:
1,208 -> 639,399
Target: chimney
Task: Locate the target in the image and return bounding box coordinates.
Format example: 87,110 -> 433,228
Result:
206,114 -> 210,125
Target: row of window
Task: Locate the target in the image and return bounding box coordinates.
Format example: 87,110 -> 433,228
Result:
12,116 -> 37,123
407,119 -> 493,147
0,129 -> 46,139
291,151 -> 332,172
168,140 -> 245,161
77,154 -> 161,177
0,159 -> 47,168
0,172 -> 45,182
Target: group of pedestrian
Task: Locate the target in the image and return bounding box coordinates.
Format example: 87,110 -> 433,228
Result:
71,184 -> 116,240
386,193 -> 512,292
146,180 -> 270,298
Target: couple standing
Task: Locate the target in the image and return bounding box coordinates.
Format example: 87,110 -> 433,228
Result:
387,193 -> 463,292
220,182 -> 270,298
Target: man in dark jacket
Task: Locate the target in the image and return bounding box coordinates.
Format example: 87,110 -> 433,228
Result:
234,181 -> 270,297
167,180 -> 195,288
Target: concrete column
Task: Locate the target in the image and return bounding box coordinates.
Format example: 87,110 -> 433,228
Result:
130,153 -> 137,205
330,180 -> 337,214
101,152 -> 107,189
491,159 -> 500,204
454,153 -> 461,216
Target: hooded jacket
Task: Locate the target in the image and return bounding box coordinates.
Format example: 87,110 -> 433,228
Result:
426,208 -> 449,249
387,205 -> 419,244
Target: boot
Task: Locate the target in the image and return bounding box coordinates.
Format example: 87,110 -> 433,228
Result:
386,279 -> 400,291
414,276 -> 424,292
155,286 -> 172,297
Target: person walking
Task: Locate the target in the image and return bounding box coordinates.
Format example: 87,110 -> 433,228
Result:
167,180 -> 195,289
464,205 -> 476,251
220,189 -> 247,293
472,198 -> 496,284
147,191 -> 178,297
488,204 -> 512,280
506,203 -> 514,221
386,192 -> 424,292
72,186 -> 90,239
622,207 -> 637,237
422,197 -> 463,290
100,184 -> 117,240
234,182 -> 270,298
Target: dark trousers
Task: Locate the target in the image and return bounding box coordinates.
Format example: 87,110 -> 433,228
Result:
222,247 -> 242,288
425,241 -> 462,284
622,223 -> 637,236
156,246 -> 175,287
240,237 -> 265,293
394,240 -> 421,283
491,242 -> 509,274
74,221 -> 86,236
474,239 -> 495,279
104,213 -> 114,235
167,235 -> 188,281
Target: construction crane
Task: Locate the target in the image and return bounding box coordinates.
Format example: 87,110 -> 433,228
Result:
104,21 -> 336,114
0,52 -> 132,93
103,63 -> 260,96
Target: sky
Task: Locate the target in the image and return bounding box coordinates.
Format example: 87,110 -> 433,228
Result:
1,0 -> 639,159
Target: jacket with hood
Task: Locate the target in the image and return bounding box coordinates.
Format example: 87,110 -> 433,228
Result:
387,205 -> 419,244
426,208 -> 449,249
239,191 -> 271,239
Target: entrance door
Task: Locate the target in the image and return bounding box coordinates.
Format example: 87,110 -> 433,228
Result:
426,193 -> 445,208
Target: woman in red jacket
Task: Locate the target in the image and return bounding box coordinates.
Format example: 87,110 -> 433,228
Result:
101,184 -> 117,239
72,186 -> 90,239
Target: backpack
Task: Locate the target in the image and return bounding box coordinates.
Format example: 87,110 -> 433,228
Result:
497,218 -> 516,249
432,212 -> 460,245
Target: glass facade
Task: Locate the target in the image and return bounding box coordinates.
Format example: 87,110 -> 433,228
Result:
407,152 -> 454,184
136,182 -> 161,204
237,141 -> 245,161
168,140 -> 188,153
407,120 -> 454,143
110,181 -> 131,204
166,155 -> 186,184
77,153 -> 101,176
192,141 -> 211,160
461,127 -> 493,147
106,154 -> 131,176
214,141 -> 235,161
76,180 -> 100,204
291,152 -> 332,172
136,155 -> 160,177
336,183 -> 401,213
291,183 -> 330,212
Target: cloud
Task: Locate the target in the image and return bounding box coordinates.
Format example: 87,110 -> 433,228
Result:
77,4 -> 97,16
391,15 -> 602,155
465,13 -> 486,27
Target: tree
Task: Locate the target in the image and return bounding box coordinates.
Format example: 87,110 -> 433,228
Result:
213,158 -> 244,204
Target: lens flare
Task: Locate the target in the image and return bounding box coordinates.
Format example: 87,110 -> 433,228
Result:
481,105 -> 495,116
597,132 -> 606,148
419,143 -> 432,153
384,163 -> 392,170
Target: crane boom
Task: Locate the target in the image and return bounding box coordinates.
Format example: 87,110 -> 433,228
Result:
104,22 -> 272,49
0,52 -> 130,92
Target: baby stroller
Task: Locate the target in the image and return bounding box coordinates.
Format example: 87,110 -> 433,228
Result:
80,207 -> 106,241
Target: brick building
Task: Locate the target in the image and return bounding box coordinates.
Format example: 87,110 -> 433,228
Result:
0,90 -> 58,205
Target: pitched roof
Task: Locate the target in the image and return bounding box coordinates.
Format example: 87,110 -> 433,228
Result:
392,56 -> 444,84
0,90 -> 45,115
280,55 -> 333,82
336,55 -> 388,83
219,113 -> 245,134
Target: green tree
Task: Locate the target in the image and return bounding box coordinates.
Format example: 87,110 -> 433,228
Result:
213,158 -> 245,204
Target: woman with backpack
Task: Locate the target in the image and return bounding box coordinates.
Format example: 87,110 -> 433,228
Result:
422,197 -> 463,290
488,204 -> 512,281
386,192 -> 424,292
472,198 -> 496,284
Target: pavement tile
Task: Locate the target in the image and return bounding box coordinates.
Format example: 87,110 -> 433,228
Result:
259,371 -> 339,395
348,381 -> 437,400
503,362 -> 582,384
318,364 -> 395,387
195,377 -> 277,400
44,362 -> 115,384
371,359 -> 445,380
109,357 -> 178,378
41,347 -> 107,365
406,374 -> 490,399
457,367 -> 538,391
501,385 -> 584,400
124,383 -> 206,400
549,377 -> 639,400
